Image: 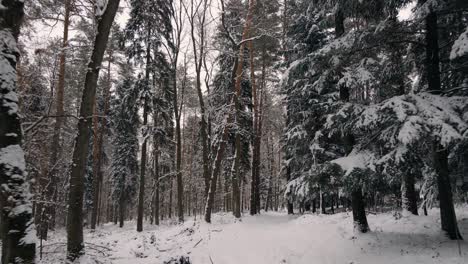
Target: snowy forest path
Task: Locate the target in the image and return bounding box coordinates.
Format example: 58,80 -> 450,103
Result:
37,209 -> 468,264
193,212 -> 346,264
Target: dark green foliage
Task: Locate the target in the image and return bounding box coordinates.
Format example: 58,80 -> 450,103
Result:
110,75 -> 139,209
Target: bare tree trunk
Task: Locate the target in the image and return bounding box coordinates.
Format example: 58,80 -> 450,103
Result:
232,132 -> 241,218
175,84 -> 184,223
264,136 -> 274,211
184,0 -> 212,198
169,178 -> 173,218
249,28 -> 259,215
171,2 -> 185,222
40,0 -> 71,238
153,112 -> 160,225
66,1 -> 120,260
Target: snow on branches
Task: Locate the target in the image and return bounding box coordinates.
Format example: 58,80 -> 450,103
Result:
451,26 -> 468,61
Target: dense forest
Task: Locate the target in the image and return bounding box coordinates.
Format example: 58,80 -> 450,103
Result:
0,0 -> 467,263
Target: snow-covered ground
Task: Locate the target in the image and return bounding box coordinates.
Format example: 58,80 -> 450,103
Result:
38,207 -> 468,264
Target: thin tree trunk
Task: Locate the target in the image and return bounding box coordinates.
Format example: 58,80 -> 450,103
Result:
137,27 -> 152,232
186,0 -> 211,198
286,167 -> 294,214
66,0 -> 120,260
153,112 -> 160,225
255,50 -> 266,212
264,136 -> 274,212
169,178 -> 173,218
232,130 -> 242,218
331,195 -> 334,214
174,71 -> 184,223
171,10 -> 185,222
44,0 -> 71,236
249,30 -> 259,215
119,194 -> 125,228
91,51 -> 112,230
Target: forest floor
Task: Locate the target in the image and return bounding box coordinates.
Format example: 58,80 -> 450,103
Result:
37,207 -> 468,264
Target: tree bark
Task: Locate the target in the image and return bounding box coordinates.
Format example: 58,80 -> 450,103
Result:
351,190 -> 369,233
286,167 -> 294,214
171,4 -> 185,222
249,38 -> 258,216
425,9 -> 462,240
232,127 -> 242,218
334,3 -> 345,38
43,0 -> 71,237
153,112 -> 160,225
401,170 -> 418,215
119,194 -> 125,228
137,27 -> 152,232
91,51 -> 113,230
174,68 -> 184,223
66,1 -> 120,260
433,143 -> 462,239
0,1 -> 36,263
204,0 -> 256,223
186,0 -> 211,198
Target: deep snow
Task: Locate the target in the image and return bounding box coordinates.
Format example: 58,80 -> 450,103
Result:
36,207 -> 468,264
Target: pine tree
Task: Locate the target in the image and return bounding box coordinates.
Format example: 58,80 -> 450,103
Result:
125,0 -> 173,231
212,0 -> 252,218
110,73 -> 139,228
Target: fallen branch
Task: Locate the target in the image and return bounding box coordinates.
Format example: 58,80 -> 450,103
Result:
193,239 -> 203,248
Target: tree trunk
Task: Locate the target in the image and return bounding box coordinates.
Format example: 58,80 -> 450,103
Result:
169,178 -> 173,218
91,52 -> 113,230
351,190 -> 369,233
204,0 -> 256,223
334,3 -> 345,38
188,0 -> 211,198
425,9 -> 462,240
330,195 -> 335,214
119,194 -> 125,228
137,27 -> 152,233
433,142 -> 462,239
43,0 -> 71,237
286,167 -> 294,214
287,202 -> 294,215
174,73 -> 184,223
232,131 -> 242,218
0,1 -> 36,263
66,1 -> 120,260
320,191 -> 326,214
249,35 -> 259,216
401,170 -> 418,215
153,116 -> 160,226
